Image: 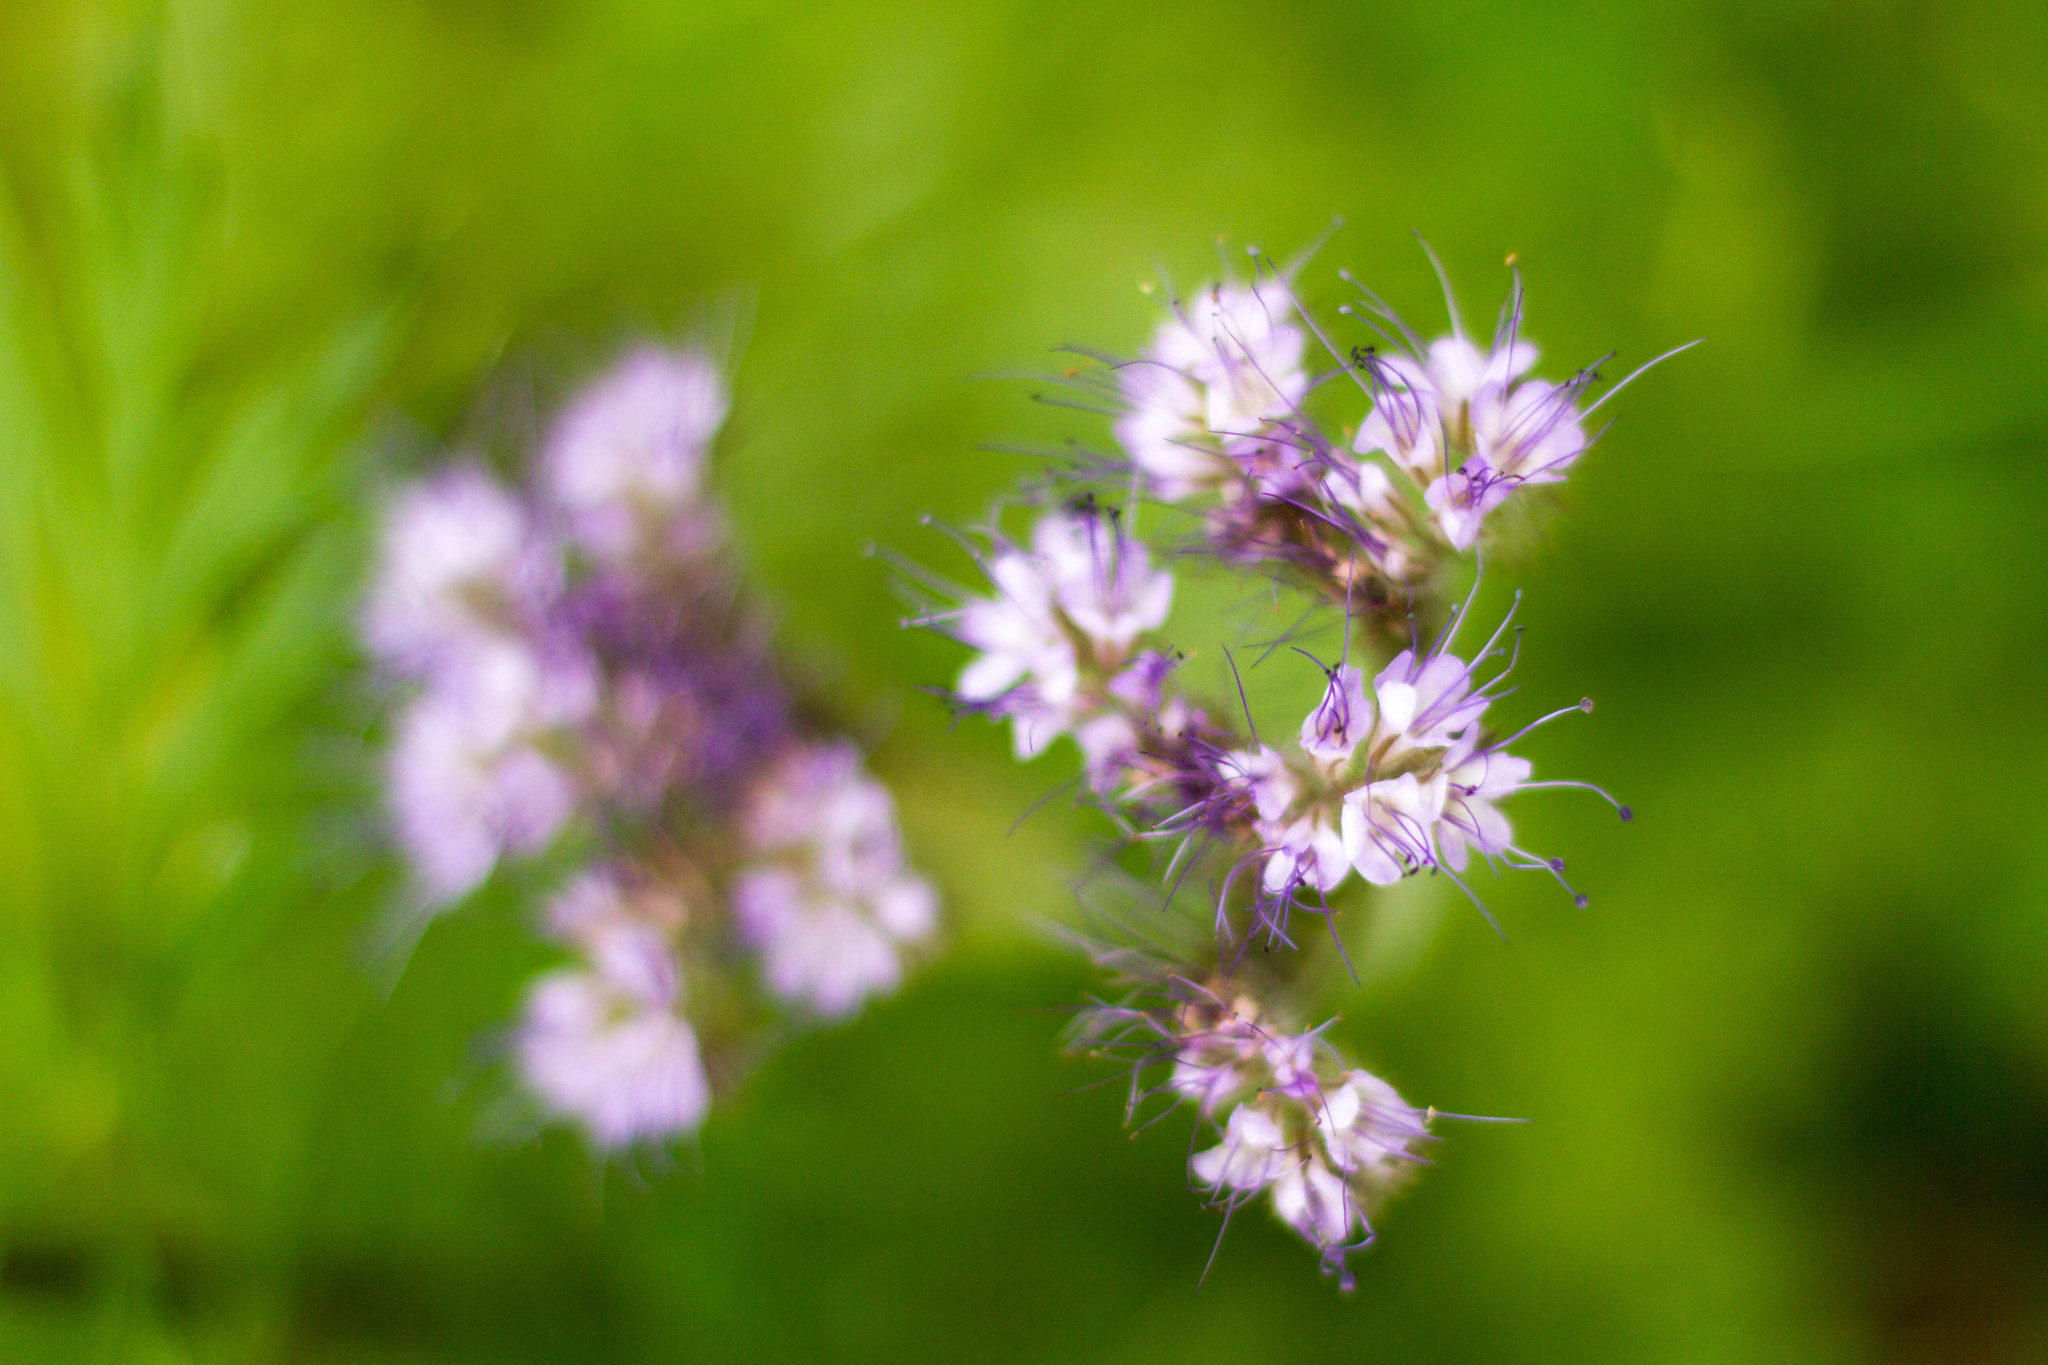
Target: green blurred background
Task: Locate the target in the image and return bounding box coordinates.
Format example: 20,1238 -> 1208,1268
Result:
2,1 -> 2045,1360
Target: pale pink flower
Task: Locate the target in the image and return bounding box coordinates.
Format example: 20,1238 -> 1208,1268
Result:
363,466 -> 550,673
735,744 -> 936,1018
1116,281 -> 1308,500
543,348 -> 727,561
388,642 -> 596,905
1434,733 -> 1532,872
516,966 -> 708,1149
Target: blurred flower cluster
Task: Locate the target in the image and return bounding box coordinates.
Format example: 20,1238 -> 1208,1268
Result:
921,252 -> 1665,1285
366,349 -> 936,1150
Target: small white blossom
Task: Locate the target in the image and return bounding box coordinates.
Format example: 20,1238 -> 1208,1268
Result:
1340,772 -> 1446,885
1268,1148 -> 1358,1251
1032,511 -> 1175,650
1223,745 -> 1297,823
1190,1104 -> 1292,1191
1262,808 -> 1352,897
1300,663 -> 1373,771
955,539 -> 1081,759
1217,746 -> 1348,897
1113,369 -> 1222,501
1315,1069 -> 1431,1183
732,869 -> 907,1017
543,870 -> 686,990
1371,647 -> 1489,758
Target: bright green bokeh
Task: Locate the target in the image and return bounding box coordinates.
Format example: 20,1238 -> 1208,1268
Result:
1,1 -> 2044,1360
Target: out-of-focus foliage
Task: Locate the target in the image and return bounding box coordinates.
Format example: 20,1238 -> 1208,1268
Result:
0,1 -> 2044,1361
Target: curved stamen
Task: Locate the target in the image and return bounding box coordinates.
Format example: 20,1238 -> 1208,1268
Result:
1516,779 -> 1632,820
1487,696 -> 1593,751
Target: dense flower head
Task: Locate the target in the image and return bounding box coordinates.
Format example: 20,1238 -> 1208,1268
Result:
1201,617 -> 1607,927
1115,280 -> 1309,502
1354,325 -> 1590,550
1076,979 -> 1432,1288
1094,263 -> 1628,637
948,505 -> 1172,766
1200,644 -> 1484,911
370,345 -> 940,1154
1190,1058 -> 1432,1290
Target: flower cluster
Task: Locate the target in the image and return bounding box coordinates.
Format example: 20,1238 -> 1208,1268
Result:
925,249 -> 1659,1284
1082,263 -> 1670,638
366,347 -> 937,1151
1078,977 -> 1433,1290
1352,328 -> 1588,550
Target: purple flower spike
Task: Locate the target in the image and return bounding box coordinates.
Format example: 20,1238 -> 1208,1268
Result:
917,238 -> 1668,1284
368,344 -> 941,1154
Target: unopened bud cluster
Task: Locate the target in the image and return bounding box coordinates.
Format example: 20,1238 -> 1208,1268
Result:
922,250 -> 1658,1284
366,348 -> 936,1150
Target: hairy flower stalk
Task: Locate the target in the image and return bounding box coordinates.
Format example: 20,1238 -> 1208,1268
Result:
918,245 -> 1666,1284
366,346 -> 938,1151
